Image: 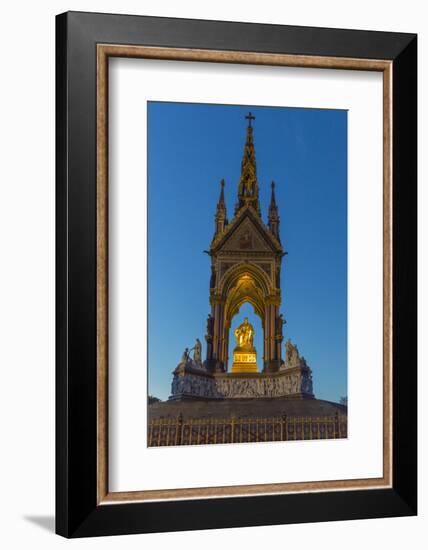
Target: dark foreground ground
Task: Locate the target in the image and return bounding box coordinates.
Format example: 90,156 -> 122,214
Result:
148,397 -> 347,421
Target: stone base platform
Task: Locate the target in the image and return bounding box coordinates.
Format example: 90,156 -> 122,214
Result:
169,361 -> 314,400
150,397 -> 346,421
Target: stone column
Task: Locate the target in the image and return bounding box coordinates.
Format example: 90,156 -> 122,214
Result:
263,304 -> 270,371
212,302 -> 220,360
264,301 -> 281,373
275,309 -> 283,365
205,302 -> 219,372
270,303 -> 276,360
222,324 -> 230,372
205,306 -> 215,362
212,300 -> 225,372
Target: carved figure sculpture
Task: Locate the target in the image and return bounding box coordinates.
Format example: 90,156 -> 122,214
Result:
285,339 -> 301,368
193,338 -> 202,363
180,348 -> 190,364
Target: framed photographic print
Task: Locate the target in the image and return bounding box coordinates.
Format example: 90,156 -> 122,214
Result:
56,11 -> 417,538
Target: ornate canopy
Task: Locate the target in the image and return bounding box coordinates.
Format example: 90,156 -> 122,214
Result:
205,114 -> 286,373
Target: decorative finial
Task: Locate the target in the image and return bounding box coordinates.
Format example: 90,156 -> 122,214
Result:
270,181 -> 277,205
217,178 -> 226,207
214,178 -> 227,235
245,112 -> 255,127
268,180 -> 280,240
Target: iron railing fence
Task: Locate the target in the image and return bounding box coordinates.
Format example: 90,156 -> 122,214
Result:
148,413 -> 347,447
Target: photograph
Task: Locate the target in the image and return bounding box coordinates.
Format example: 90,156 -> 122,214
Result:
147,102 -> 348,446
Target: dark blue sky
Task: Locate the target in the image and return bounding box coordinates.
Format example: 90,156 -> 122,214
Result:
148,102 -> 347,403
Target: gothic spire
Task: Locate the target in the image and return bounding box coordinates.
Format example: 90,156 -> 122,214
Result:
236,112 -> 261,216
215,179 -> 228,235
218,178 -> 226,207
269,180 -> 277,212
268,181 -> 280,240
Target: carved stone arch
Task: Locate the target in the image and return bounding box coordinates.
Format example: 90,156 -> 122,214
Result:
219,261 -> 272,298
207,262 -> 279,372
223,274 -> 265,328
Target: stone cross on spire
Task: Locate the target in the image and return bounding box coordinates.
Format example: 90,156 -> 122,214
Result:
236,113 -> 261,215
245,111 -> 255,127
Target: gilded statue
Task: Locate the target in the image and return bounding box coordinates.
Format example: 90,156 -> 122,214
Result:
234,317 -> 254,349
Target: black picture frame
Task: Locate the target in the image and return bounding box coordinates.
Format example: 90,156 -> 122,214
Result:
56,11 -> 417,538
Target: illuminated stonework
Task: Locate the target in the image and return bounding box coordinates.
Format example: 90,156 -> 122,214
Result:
233,353 -> 257,363
231,356 -> 258,374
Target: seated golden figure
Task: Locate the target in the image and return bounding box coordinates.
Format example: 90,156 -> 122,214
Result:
231,317 -> 258,373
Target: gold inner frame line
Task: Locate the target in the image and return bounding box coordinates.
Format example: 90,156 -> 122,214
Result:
96,43 -> 393,505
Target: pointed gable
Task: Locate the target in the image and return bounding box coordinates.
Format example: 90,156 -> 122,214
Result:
211,206 -> 283,254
